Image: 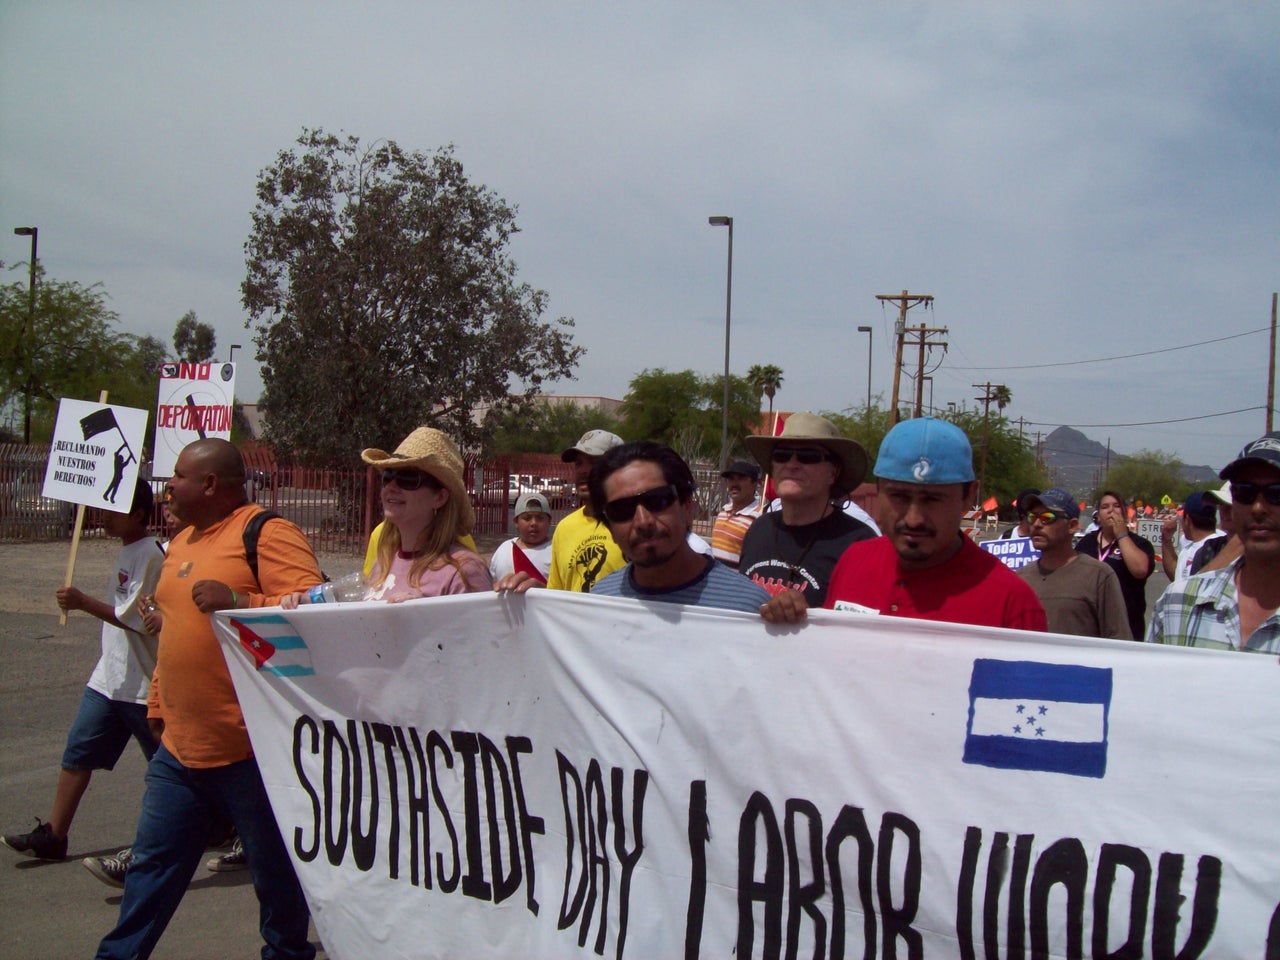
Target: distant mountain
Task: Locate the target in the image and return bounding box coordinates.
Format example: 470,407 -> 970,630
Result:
1037,426 -> 1219,495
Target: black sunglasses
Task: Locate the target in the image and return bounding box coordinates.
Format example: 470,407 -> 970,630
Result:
382,468 -> 437,491
771,447 -> 831,465
1231,481 -> 1280,507
602,484 -> 679,523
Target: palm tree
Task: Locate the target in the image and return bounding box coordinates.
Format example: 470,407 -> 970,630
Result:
747,364 -> 785,424
993,384 -> 1013,412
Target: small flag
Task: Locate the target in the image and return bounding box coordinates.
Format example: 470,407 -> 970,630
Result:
511,545 -> 547,584
232,614 -> 314,678
963,659 -> 1112,779
80,407 -> 120,441
981,496 -> 998,512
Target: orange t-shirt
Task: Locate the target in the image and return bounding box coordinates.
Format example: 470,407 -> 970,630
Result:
149,504 -> 322,768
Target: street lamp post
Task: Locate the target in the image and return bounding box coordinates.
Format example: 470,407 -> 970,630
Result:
708,216 -> 733,470
856,325 -> 873,411
229,343 -> 243,364
12,226 -> 38,443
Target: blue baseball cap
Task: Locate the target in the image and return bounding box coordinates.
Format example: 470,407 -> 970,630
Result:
1024,487 -> 1080,520
874,417 -> 975,485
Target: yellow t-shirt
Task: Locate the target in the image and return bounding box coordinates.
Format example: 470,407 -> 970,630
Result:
546,507 -> 624,592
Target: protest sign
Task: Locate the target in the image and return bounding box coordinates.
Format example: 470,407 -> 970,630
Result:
981,535 -> 1040,569
41,397 -> 149,512
214,594 -> 1280,959
153,361 -> 236,476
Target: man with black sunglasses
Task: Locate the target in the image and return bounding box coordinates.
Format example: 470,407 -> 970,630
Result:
587,442 -> 769,612
738,412 -> 877,610
1147,431 -> 1280,652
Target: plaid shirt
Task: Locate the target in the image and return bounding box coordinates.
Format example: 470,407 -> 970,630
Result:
1145,558 -> 1280,652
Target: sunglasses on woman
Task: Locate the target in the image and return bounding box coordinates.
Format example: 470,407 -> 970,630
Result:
1231,481 -> 1280,506
602,484 -> 679,523
382,468 -> 437,491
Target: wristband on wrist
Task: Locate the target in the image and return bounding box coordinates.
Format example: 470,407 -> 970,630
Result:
1115,533 -> 1129,542
230,590 -> 239,608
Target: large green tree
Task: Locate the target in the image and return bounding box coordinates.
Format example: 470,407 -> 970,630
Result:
617,368 -> 759,461
0,263 -> 153,442
1100,450 -> 1192,508
242,129 -> 583,462
172,310 -> 217,362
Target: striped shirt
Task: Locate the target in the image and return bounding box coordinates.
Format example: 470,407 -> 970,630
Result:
711,499 -> 763,568
1145,558 -> 1280,652
592,556 -> 770,613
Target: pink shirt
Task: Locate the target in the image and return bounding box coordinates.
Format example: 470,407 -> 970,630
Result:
371,547 -> 492,601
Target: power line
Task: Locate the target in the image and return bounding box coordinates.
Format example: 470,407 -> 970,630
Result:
948,327 -> 1268,371
1020,405 -> 1269,429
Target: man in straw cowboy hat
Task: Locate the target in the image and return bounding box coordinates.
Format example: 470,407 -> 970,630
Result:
761,417 -> 1046,630
738,412 -> 877,610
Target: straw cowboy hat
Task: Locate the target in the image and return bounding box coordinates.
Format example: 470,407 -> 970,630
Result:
361,427 -> 474,535
744,411 -> 868,496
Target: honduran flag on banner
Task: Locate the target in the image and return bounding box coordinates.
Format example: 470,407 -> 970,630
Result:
231,614 -> 315,678
963,658 -> 1112,779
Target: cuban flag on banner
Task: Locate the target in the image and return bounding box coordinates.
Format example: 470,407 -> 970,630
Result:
963,659 -> 1112,778
231,614 -> 315,678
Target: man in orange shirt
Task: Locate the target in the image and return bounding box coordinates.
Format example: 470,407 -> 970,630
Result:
96,439 -> 322,960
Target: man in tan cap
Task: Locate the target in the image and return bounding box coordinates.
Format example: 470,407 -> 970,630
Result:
738,412 -> 877,610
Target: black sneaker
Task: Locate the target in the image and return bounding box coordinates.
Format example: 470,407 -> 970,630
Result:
1,820 -> 68,861
206,836 -> 246,872
82,847 -> 133,888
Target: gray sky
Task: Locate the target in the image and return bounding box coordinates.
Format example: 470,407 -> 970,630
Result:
3,2 -> 1277,472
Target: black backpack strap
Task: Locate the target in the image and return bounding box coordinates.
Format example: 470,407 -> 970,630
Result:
242,509 -> 282,587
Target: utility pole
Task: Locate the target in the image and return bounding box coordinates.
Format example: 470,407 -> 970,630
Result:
1268,291 -> 1277,433
973,381 -> 1008,504
876,290 -> 934,425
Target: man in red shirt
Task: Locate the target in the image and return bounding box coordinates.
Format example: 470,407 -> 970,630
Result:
762,417 -> 1046,631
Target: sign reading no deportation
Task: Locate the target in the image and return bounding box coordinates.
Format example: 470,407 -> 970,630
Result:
152,361 -> 236,477
214,594 -> 1280,959
42,398 -> 149,512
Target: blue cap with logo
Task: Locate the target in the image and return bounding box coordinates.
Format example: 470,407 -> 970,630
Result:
873,417 -> 975,485
1024,487 -> 1080,520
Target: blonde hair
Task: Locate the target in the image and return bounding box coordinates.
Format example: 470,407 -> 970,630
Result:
370,485 -> 478,594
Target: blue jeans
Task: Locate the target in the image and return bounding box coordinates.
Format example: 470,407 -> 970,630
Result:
95,745 -> 315,960
61,687 -> 156,770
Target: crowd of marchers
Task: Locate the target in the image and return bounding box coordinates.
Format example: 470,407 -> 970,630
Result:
5,415 -> 1279,959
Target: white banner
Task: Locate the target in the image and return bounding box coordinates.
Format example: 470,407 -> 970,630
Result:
152,361 -> 236,476
213,594 -> 1280,959
42,397 -> 149,512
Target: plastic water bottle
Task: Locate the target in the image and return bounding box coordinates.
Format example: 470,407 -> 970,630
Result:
306,572 -> 370,604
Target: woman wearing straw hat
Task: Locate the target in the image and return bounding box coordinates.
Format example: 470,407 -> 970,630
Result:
360,427 -> 491,600
286,427 -> 491,605
738,412 -> 876,610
